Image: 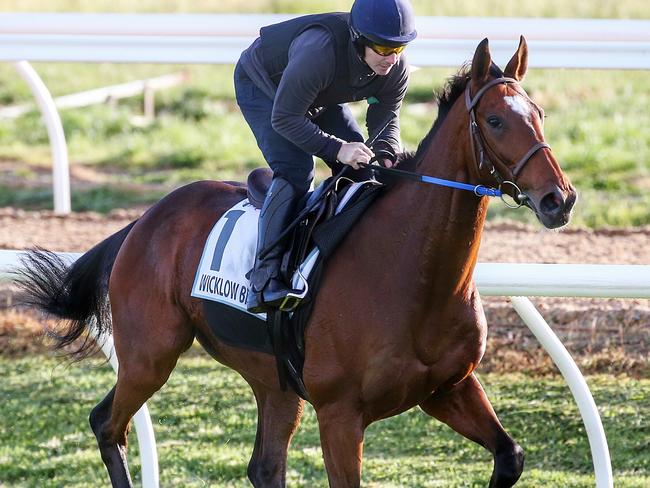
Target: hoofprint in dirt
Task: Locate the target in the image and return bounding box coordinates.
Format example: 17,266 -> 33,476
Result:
1,207 -> 648,374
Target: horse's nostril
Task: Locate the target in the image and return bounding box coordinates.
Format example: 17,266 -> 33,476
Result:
540,192 -> 562,215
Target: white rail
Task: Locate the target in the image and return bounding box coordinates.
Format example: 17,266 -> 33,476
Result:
3,250 -> 646,487
475,263 -> 650,298
0,14 -> 649,68
510,296 -> 612,487
13,61 -> 71,215
0,72 -> 187,119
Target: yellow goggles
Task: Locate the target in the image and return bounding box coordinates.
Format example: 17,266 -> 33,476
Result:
368,42 -> 406,57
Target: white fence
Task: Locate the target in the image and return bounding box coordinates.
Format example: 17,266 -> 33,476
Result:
3,249 -> 649,487
1,13 -> 650,213
0,72 -> 187,119
1,14 -> 649,68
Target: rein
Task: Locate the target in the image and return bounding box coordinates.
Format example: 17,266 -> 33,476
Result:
258,112 -> 396,260
359,161 -> 502,197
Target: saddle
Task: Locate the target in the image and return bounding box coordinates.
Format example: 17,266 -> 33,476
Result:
245,167 -> 384,400
247,168 -> 347,307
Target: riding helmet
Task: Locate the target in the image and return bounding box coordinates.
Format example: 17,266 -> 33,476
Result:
350,0 -> 417,47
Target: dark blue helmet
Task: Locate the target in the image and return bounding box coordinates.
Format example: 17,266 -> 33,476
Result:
350,0 -> 417,47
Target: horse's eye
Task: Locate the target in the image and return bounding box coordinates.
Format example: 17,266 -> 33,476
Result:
486,116 -> 502,129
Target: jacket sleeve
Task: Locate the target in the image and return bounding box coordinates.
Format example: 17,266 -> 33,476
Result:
271,27 -> 345,162
365,55 -> 410,163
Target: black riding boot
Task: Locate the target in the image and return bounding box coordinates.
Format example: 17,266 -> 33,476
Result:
246,177 -> 301,313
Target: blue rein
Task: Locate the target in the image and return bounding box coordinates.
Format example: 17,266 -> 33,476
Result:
360,162 -> 503,197
260,161 -> 502,259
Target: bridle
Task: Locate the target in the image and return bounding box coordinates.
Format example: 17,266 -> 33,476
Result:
464,77 -> 550,208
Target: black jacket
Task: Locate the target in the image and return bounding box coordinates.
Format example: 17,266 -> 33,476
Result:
239,12 -> 409,162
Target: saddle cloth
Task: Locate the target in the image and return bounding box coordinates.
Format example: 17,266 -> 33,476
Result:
191,198 -> 264,317
191,180 -> 377,352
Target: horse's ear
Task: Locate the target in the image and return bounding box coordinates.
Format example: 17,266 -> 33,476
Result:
504,35 -> 529,81
471,38 -> 492,86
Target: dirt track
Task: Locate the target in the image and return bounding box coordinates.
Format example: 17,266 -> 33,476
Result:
1,207 -> 649,375
2,207 -> 650,262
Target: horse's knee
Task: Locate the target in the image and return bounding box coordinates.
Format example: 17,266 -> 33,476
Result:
490,439 -> 524,488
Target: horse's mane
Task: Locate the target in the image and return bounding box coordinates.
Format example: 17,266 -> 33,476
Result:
396,63 -> 504,171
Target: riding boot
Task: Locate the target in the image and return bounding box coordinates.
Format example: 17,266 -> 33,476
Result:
246,177 -> 301,313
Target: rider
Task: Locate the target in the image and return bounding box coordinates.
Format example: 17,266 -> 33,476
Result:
234,0 -> 417,313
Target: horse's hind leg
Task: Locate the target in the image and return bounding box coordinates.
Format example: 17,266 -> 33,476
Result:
91,350 -> 185,487
89,387 -> 131,486
247,380 -> 304,487
90,312 -> 193,486
419,373 -> 524,488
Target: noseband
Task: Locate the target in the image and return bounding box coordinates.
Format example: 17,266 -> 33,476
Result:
464,77 -> 550,207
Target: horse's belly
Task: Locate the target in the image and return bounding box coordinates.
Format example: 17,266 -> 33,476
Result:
359,357 -> 458,421
359,324 -> 486,420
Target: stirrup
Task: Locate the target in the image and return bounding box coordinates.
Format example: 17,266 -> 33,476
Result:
278,270 -> 309,312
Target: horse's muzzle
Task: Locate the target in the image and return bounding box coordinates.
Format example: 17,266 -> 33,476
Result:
529,184 -> 577,229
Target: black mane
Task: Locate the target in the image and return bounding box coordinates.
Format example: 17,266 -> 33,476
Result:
396,63 -> 503,171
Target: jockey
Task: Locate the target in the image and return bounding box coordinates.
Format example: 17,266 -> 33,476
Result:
234,0 -> 417,313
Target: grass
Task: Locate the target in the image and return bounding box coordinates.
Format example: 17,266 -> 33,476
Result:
2,64 -> 649,228
0,353 -> 648,487
2,0 -> 649,18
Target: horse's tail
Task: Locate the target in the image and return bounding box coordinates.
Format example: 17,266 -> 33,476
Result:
16,220 -> 137,359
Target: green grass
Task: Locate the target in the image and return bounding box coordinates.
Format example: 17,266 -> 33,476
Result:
2,64 -> 649,227
2,0 -> 649,18
0,353 -> 648,487
0,185 -> 165,212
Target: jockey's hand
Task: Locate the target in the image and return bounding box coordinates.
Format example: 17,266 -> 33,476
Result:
337,142 -> 374,170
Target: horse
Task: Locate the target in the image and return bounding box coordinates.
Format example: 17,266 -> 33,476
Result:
18,37 -> 576,487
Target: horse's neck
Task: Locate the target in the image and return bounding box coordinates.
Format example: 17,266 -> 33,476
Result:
392,104 -> 488,299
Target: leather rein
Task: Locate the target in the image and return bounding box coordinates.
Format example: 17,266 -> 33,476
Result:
464,76 -> 550,208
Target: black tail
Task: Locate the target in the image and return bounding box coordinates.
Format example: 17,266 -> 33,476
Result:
16,220 -> 137,359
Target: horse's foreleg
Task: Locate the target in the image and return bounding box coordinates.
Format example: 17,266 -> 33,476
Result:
247,381 -> 304,487
419,373 -> 524,488
316,403 -> 365,488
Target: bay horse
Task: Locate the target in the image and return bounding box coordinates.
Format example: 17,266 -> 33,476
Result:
19,37 -> 575,487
